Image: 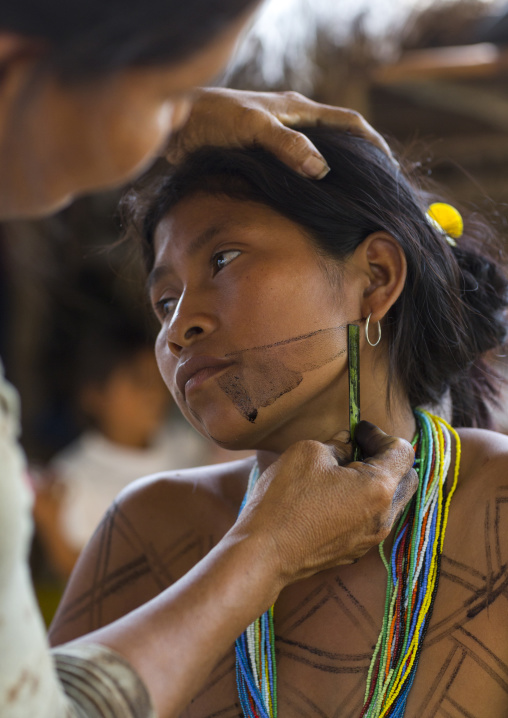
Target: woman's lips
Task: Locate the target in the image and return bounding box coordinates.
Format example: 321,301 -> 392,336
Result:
184,363 -> 232,395
176,355 -> 234,398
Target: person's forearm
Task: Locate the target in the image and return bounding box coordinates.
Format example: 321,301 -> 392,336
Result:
68,527 -> 283,718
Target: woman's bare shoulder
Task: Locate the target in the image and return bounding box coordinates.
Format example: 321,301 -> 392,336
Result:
49,457 -> 254,645
117,456 -> 254,525
99,456 -> 257,570
456,427 -> 508,492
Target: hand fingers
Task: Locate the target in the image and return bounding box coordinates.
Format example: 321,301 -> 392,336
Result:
271,92 -> 394,162
387,468 -> 419,524
355,420 -> 418,527
318,106 -> 393,160
165,88 -> 395,179
324,441 -> 352,467
324,430 -> 352,466
355,420 -> 395,454
257,118 -> 330,178
356,420 -> 413,461
356,420 -> 416,487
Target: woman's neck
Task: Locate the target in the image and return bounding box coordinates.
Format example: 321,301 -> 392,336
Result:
255,390 -> 416,476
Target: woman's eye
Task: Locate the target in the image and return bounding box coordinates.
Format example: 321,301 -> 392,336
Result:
154,297 -> 178,318
212,249 -> 241,274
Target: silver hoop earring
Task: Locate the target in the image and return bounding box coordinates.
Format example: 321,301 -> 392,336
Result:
365,313 -> 381,347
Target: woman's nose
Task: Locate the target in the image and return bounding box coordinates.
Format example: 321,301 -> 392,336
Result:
166,296 -> 217,356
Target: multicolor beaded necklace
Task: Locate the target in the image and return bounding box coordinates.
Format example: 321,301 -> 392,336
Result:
235,409 -> 461,718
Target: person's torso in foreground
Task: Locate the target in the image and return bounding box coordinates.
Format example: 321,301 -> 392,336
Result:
50,427 -> 508,718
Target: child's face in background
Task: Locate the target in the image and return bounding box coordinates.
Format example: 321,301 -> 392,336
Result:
80,348 -> 171,449
150,193 -> 365,453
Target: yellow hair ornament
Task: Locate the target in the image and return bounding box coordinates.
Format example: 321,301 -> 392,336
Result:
426,202 -> 463,247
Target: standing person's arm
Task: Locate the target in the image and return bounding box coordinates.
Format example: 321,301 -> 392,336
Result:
55,424 -> 416,718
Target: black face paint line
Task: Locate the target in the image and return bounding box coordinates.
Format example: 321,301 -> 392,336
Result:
217,323 -> 359,422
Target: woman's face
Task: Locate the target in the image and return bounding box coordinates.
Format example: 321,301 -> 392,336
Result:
0,11 -> 251,219
151,193 -> 365,452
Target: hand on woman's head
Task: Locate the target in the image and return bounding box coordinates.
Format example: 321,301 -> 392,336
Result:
165,87 -> 394,179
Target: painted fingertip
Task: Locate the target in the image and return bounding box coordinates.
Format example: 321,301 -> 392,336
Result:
302,155 -> 330,179
357,419 -> 376,432
327,441 -> 353,467
355,420 -> 385,442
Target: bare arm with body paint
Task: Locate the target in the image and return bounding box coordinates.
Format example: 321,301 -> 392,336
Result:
50,422 -> 416,718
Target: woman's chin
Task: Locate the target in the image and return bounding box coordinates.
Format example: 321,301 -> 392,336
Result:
180,386 -> 344,453
182,403 -> 276,452
197,421 -> 266,452
187,413 -> 312,455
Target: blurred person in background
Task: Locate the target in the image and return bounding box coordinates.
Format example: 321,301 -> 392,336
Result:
0,1 -> 416,717
32,299 -> 253,586
34,316 -> 216,580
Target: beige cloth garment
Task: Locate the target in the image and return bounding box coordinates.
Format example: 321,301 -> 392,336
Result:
0,363 -> 155,718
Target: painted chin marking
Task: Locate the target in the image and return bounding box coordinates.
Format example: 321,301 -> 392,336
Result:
215,324 -> 354,422
217,357 -> 300,423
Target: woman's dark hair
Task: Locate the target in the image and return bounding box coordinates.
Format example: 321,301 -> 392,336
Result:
121,127 -> 508,428
2,0 -> 256,80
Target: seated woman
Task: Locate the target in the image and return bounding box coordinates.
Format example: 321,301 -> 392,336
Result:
50,127 -> 508,718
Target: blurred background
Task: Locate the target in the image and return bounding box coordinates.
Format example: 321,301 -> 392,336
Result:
3,0 -> 508,621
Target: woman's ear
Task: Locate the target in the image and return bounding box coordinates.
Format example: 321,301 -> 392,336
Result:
352,231 -> 407,323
